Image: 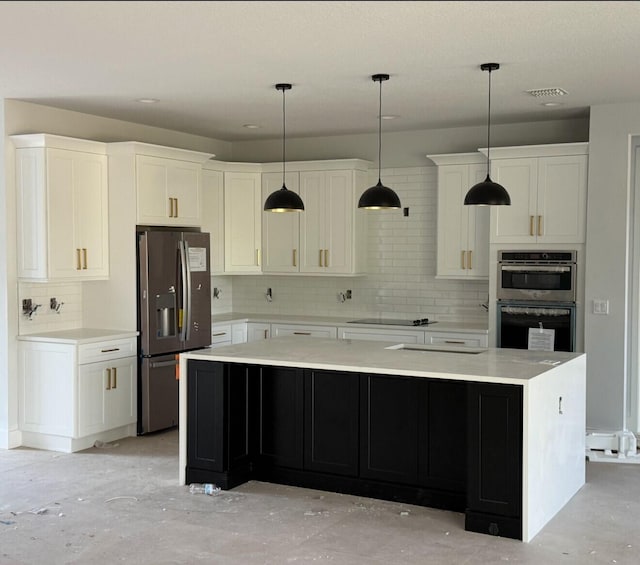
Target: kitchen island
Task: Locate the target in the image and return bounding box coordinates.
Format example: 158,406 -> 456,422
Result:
178,337 -> 586,542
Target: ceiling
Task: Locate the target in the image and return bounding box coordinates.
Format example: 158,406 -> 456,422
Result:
1,1 -> 638,142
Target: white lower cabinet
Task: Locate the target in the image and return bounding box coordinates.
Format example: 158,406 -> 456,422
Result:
424,330 -> 488,348
211,322 -> 249,348
18,335 -> 137,453
271,323 -> 337,339
337,327 -> 426,344
247,322 -> 271,341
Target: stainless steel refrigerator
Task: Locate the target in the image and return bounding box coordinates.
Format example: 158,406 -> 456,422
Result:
137,228 -> 211,434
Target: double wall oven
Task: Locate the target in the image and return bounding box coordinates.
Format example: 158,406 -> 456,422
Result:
497,251 -> 577,352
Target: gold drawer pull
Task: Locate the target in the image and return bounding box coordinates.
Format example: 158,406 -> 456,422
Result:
112,367 -> 117,389
106,368 -> 112,390
461,251 -> 466,270
444,340 -> 465,345
293,332 -> 312,336
324,249 -> 329,267
100,347 -> 120,353
293,249 -> 297,267
82,248 -> 88,269
530,215 -> 535,236
538,215 -> 543,236
468,250 -> 472,270
175,198 -> 179,217
76,248 -> 82,270
319,249 -> 323,267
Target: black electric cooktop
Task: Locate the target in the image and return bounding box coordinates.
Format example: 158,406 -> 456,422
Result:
348,318 -> 437,327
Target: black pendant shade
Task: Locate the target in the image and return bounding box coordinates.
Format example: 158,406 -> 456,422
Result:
264,83 -> 304,212
358,74 -> 401,210
464,63 -> 511,206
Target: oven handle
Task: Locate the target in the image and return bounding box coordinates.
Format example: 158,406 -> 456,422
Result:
501,306 -> 572,316
500,266 -> 572,273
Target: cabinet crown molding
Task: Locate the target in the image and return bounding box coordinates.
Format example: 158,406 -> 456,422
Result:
107,141 -> 214,163
206,158 -> 372,174
479,142 -> 589,160
11,133 -> 107,154
426,152 -> 485,166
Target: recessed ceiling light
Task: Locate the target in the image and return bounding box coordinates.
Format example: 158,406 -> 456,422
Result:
243,124 -> 260,129
541,102 -> 564,107
379,115 -> 399,120
525,88 -> 568,98
136,98 -> 160,104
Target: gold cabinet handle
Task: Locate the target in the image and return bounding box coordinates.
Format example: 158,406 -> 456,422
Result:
76,248 -> 82,270
461,250 -> 466,270
324,249 -> 329,268
106,368 -> 112,390
530,215 -> 535,236
175,198 -> 179,217
468,250 -> 472,270
444,340 -> 466,345
256,249 -> 261,266
293,331 -> 312,336
293,249 -> 297,267
101,348 -> 120,353
538,215 -> 543,236
319,249 -> 323,267
82,248 -> 87,269
112,367 -> 117,389
168,197 -> 173,217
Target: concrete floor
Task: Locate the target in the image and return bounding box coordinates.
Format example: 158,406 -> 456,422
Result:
1,430 -> 638,564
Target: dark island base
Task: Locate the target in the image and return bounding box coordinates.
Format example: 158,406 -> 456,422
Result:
186,361 -> 524,540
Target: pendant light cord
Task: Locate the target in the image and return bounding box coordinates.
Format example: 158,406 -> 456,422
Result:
486,68 -> 492,173
282,87 -> 286,187
377,77 -> 382,183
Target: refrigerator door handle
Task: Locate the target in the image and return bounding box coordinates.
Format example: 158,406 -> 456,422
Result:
149,359 -> 179,369
179,239 -> 193,342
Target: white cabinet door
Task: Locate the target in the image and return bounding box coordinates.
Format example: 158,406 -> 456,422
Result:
136,155 -> 202,227
491,158 -> 538,243
436,163 -> 489,279
18,342 -> 75,436
247,322 -> 271,341
78,361 -> 108,437
299,170 -> 357,275
105,357 -> 137,429
224,171 -> 262,273
231,322 -> 248,344
15,143 -> 109,281
262,172 -> 301,273
490,148 -> 588,245
201,168 -> 225,275
536,155 -> 587,244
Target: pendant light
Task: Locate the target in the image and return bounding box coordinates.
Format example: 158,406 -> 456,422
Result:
464,63 -> 511,206
264,83 -> 305,212
358,74 -> 401,210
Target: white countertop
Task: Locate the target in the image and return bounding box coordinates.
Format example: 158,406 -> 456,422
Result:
182,336 -> 583,384
211,312 -> 488,334
17,328 -> 138,344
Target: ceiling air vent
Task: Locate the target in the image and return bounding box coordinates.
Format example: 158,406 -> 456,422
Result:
526,87 -> 568,98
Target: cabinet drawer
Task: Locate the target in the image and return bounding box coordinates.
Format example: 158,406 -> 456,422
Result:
271,324 -> 337,339
424,332 -> 488,348
338,327 -> 425,344
211,324 -> 232,345
78,338 -> 136,364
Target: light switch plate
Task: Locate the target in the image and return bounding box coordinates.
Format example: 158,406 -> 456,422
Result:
593,299 -> 609,315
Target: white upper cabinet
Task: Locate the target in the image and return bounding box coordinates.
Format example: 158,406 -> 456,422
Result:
13,134 -> 109,281
299,165 -> 368,275
428,153 -> 490,279
224,170 -> 263,273
107,142 -> 214,228
262,171 -> 301,273
136,155 -> 202,226
201,165 -> 225,275
488,143 -> 588,244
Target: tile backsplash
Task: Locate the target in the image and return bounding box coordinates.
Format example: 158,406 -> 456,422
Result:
228,166 -> 489,323
18,282 -> 83,334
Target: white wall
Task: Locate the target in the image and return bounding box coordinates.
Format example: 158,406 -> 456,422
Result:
585,102 -> 640,432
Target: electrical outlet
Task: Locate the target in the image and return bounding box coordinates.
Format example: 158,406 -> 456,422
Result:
593,299 -> 609,315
